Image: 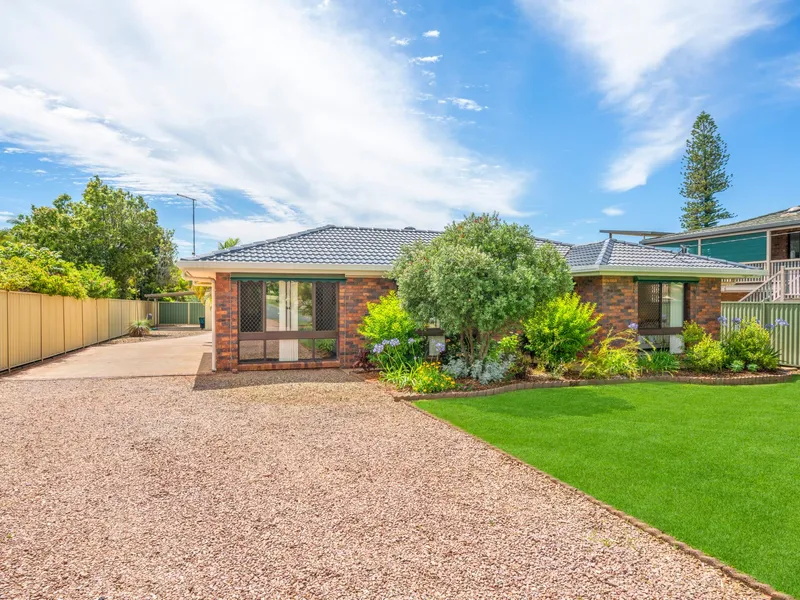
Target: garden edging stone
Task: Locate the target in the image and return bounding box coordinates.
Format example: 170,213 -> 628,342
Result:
398,372 -> 794,401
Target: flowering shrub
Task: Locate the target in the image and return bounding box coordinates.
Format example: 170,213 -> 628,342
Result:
579,327 -> 641,379
381,361 -> 456,393
721,316 -> 785,371
358,291 -> 424,370
523,293 -> 601,373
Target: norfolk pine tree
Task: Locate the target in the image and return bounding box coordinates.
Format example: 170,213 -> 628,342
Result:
679,111 -> 735,230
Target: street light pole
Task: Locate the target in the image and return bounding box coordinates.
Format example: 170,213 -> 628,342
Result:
177,193 -> 198,256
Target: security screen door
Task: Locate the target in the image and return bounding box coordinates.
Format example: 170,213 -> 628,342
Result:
238,280 -> 337,362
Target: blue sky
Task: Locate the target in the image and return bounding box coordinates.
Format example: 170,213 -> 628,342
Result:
1,0 -> 799,256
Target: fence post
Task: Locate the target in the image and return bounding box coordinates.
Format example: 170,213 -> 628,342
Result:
40,294 -> 44,362
187,302 -> 191,325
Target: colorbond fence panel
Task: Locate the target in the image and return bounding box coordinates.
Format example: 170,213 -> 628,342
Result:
189,303 -> 204,324
64,297 -> 84,351
41,294 -> 65,359
82,299 -> 98,346
8,292 -> 42,369
2,292 -> 157,371
721,301 -> 800,367
0,291 -> 8,371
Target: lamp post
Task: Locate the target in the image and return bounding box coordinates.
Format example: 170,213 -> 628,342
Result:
177,193 -> 198,256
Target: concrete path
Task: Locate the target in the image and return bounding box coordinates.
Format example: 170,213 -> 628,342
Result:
9,332 -> 212,380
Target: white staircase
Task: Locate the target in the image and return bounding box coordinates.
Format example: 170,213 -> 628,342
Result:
740,268 -> 800,302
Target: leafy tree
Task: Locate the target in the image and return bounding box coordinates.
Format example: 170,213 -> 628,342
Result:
679,111 -> 735,230
9,177 -> 178,297
390,213 -> 573,365
0,241 -> 116,299
218,237 -> 240,249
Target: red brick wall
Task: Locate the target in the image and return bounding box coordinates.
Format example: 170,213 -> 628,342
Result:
574,276 -> 722,340
214,273 -> 239,371
687,278 -> 721,338
771,227 -> 800,260
573,276 -> 637,336
339,277 -> 396,366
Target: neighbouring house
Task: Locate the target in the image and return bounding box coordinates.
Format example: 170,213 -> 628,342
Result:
176,225 -> 761,372
639,206 -> 800,302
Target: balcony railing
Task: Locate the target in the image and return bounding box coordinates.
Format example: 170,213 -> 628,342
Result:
725,258 -> 800,285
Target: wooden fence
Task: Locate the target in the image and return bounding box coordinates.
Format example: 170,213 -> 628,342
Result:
0,290 -> 156,371
721,301 -> 800,367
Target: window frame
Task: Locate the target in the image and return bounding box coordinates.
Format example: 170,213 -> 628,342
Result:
237,280 -> 339,362
637,281 -> 689,337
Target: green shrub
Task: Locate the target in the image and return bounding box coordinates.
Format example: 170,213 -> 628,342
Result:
358,291 -> 424,370
681,321 -> 706,351
728,360 -> 745,373
580,328 -> 640,379
0,241 -> 116,299
381,361 -> 456,394
685,335 -> 726,373
639,350 -> 680,375
495,333 -> 530,379
128,319 -> 152,337
747,363 -> 759,373
524,293 -> 601,372
722,317 -> 779,371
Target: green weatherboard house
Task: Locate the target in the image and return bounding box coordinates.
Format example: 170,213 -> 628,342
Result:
640,206 -> 800,301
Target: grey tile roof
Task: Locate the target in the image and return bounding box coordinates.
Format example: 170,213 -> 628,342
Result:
182,225 -> 756,272
565,238 -> 755,270
185,225 -> 441,265
642,206 -> 800,244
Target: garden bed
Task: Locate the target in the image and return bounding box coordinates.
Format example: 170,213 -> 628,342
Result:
352,368 -> 797,401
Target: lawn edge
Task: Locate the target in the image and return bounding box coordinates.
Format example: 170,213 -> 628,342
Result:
398,372 -> 794,401
407,401 -> 795,600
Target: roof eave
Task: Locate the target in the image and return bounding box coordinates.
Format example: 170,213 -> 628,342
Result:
569,265 -> 766,278
177,260 -> 390,278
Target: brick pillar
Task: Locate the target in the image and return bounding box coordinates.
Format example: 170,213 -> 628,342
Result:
688,278 -> 721,339
214,273 -> 239,371
573,276 -> 637,337
338,277 -> 396,366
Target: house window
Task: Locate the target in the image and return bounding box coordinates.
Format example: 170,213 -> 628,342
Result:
789,232 -> 800,260
238,280 -> 338,362
637,282 -> 686,352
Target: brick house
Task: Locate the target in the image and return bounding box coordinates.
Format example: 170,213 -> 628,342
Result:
176,226 -> 761,372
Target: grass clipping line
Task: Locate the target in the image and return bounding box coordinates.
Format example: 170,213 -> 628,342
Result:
407,402 -> 795,600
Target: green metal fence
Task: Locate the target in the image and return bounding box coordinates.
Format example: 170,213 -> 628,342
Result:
721,301 -> 800,367
157,301 -> 205,325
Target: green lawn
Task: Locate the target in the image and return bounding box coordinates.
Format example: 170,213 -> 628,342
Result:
416,379 -> 800,597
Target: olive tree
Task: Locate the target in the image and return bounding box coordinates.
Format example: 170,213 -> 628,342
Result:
390,213 -> 573,365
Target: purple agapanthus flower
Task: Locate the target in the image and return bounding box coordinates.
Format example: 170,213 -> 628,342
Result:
388,338 -> 400,347
372,343 -> 384,354
628,322 -> 639,331
765,323 -> 775,331
717,315 -> 728,325
775,318 -> 789,327
732,317 -> 742,325
408,337 -> 416,345
434,341 -> 445,354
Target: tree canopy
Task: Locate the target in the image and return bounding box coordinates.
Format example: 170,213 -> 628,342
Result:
0,241 -> 117,299
218,237 -> 240,249
679,111 -> 735,230
8,177 -> 185,298
390,213 -> 573,365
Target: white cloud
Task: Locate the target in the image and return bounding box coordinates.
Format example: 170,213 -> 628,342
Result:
194,218 -> 309,245
32,168 -> 46,174
0,1 -> 525,229
447,97 -> 485,111
38,156 -> 52,162
393,8 -> 406,16
410,55 -> 442,65
2,146 -> 25,153
601,206 -> 625,216
422,30 -> 440,38
517,0 -> 779,191
390,36 -> 411,46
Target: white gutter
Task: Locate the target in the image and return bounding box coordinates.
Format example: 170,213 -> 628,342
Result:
569,266 -> 766,278
176,260 -> 388,278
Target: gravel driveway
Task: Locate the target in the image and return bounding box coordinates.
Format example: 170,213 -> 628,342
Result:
0,371 -> 766,599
